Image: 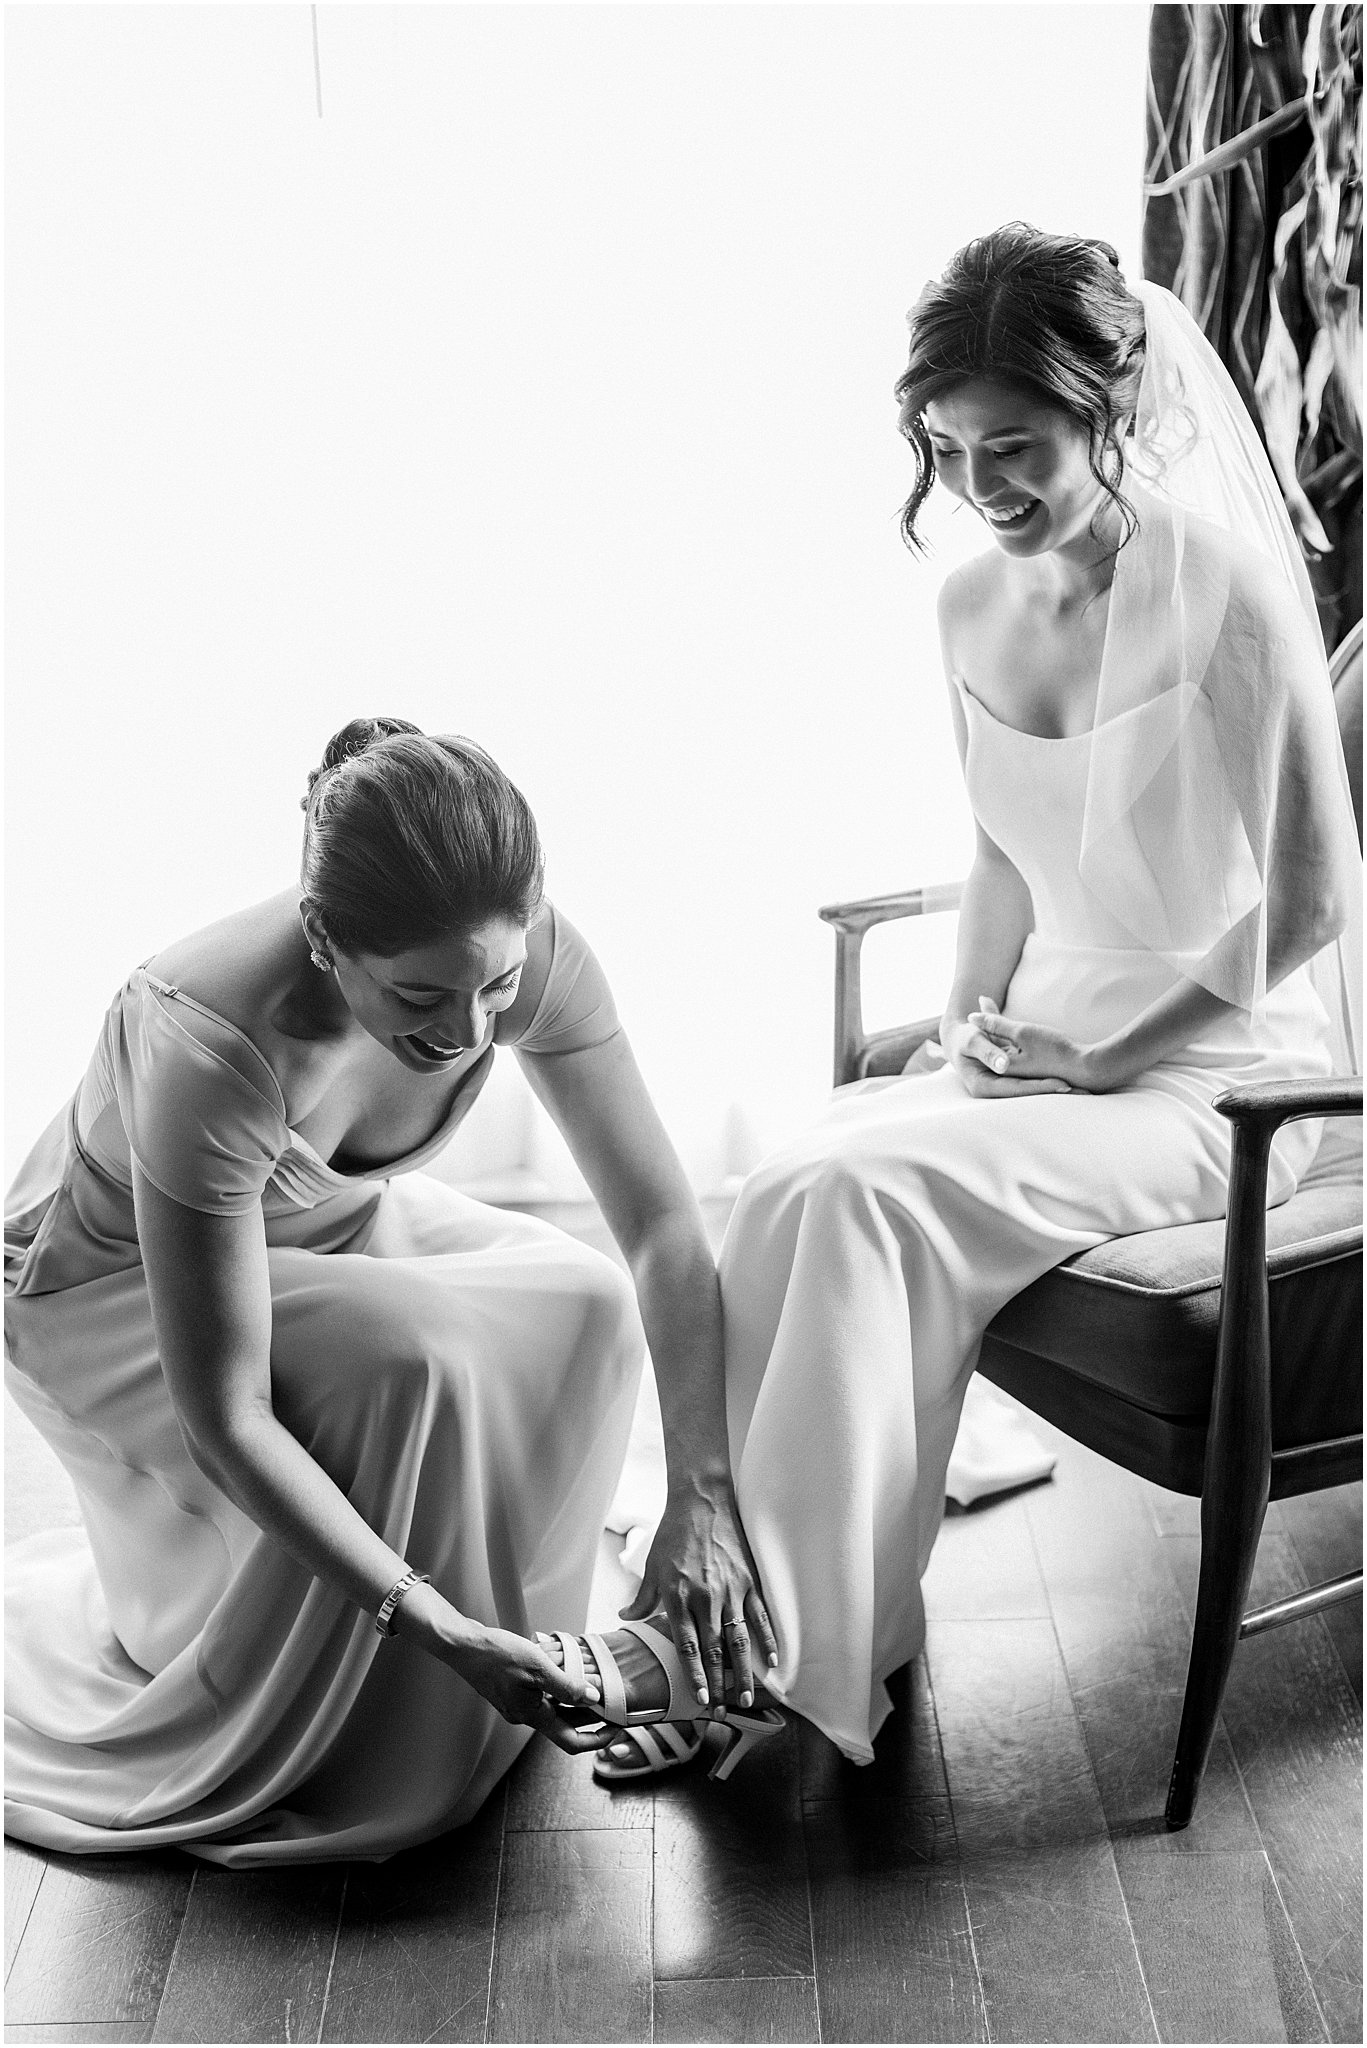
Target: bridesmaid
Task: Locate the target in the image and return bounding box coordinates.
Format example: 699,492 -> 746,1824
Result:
5,717 -> 774,1863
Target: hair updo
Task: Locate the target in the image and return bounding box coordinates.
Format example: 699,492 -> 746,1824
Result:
894,222 -> 1147,552
300,717 -> 545,957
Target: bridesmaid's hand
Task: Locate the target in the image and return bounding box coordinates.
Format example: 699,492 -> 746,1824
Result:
436,1616 -> 616,1754
964,999 -> 1120,1091
623,1480 -> 779,1713
941,1004 -> 1076,1097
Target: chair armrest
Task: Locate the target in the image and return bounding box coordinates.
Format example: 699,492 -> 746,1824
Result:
1214,1076 -> 1363,1135
860,1019 -> 945,1078
820,882 -> 965,1086
818,882 -> 964,935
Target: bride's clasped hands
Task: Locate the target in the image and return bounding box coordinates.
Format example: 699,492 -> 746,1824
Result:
939,1002 -> 1080,1095
948,997 -> 1136,1094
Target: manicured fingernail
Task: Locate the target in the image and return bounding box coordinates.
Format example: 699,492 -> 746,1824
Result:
697,1686 -> 710,1704
768,1652 -> 779,1667
712,1703 -> 726,1720
994,1055 -> 1008,1073
584,1685 -> 600,1701
740,1689 -> 753,1708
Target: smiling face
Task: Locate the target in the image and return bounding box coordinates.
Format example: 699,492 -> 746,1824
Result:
326,915 -> 529,1074
923,378 -> 1117,560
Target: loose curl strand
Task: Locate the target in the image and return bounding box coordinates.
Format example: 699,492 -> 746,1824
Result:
894,222 -> 1148,556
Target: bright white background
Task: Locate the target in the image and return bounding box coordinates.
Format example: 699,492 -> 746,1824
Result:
6,2 -> 1149,1193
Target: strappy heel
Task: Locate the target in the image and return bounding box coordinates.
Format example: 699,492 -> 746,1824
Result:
593,1719 -> 707,1784
539,1617 -> 786,1784
705,1708 -> 785,1782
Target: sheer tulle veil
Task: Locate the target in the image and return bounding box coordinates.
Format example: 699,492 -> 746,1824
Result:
1079,280 -> 1362,1072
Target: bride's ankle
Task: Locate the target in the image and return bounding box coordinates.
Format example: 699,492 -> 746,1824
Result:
638,1614 -> 774,1714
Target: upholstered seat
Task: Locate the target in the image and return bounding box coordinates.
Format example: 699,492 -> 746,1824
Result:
985,1122 -> 1361,1442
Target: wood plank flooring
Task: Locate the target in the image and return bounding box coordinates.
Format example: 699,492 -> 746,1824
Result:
6,1200 -> 1361,2043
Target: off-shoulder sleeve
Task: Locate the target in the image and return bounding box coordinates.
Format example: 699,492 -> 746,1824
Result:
510,902 -> 623,1058
113,975 -> 287,1215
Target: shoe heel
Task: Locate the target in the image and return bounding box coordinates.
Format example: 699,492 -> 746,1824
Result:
706,1710 -> 784,1783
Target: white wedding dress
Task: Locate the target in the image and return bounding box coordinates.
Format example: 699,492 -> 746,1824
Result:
716,672 -> 1333,1763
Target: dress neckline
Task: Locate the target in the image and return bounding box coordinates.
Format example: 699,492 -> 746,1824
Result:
135,966 -> 492,1181
952,672 -> 1094,743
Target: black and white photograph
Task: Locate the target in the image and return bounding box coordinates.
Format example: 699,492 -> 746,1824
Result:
4,3 -> 1362,2042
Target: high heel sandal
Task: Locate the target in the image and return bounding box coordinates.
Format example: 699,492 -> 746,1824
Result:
538,1617 -> 786,1784
593,1720 -> 707,1784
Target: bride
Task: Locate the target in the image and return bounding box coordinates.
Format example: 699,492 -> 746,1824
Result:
547,222 -> 1360,1778
4,720 -> 775,1861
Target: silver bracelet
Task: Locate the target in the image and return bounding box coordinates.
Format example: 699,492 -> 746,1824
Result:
375,1567 -> 431,1638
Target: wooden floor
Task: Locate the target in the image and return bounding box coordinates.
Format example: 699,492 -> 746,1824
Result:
4,1204 -> 1362,2044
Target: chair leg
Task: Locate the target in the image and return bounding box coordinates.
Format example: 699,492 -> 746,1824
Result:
1165,1114 -> 1276,1832
1165,1482 -> 1267,1828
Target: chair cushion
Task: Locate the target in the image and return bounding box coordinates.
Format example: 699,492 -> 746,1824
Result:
987,1120 -> 1362,1436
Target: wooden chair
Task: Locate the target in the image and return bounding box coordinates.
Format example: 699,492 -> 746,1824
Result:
818,622 -> 1363,1829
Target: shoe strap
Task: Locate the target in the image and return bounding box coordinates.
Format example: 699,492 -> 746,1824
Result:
616,1616 -> 693,1719
583,1632 -> 627,1722
621,1721 -> 700,1770
550,1631 -> 585,1691
655,1720 -> 703,1758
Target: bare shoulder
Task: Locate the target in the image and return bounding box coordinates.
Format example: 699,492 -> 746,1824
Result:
1175,515 -> 1331,734
144,892 -> 303,1031
937,552 -> 1000,662
1181,511 -> 1308,639
937,551 -> 1003,624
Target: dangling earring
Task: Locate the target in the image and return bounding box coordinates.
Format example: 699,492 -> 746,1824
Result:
310,948 -> 333,973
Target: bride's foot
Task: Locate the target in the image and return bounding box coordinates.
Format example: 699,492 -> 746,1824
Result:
542,1616 -> 771,1718
542,1622 -> 699,1784
594,1719 -> 709,1783
542,1621 -> 680,1720
538,1617 -> 785,1784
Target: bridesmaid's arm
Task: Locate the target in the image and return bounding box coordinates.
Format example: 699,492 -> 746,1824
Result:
520,1034 -> 779,1709
131,1164 -> 608,1748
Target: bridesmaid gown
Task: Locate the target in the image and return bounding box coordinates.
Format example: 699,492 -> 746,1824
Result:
719,675 -> 1334,1764
4,904 -> 645,1865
